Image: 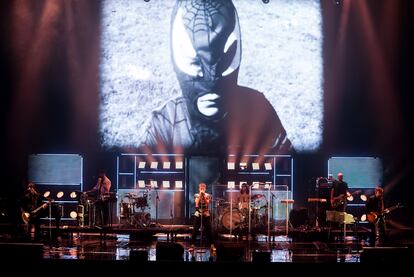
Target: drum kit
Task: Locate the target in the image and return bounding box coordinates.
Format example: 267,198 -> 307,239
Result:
119,192 -> 151,228
216,194 -> 268,232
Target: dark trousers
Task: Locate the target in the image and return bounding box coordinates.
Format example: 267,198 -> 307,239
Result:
192,215 -> 212,245
369,218 -> 387,246
95,200 -> 109,226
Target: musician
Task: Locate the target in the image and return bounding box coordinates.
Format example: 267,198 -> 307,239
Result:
365,186 -> 387,246
87,170 -> 112,226
192,183 -> 213,246
21,182 -> 47,240
330,172 -> 350,212
238,183 -> 250,211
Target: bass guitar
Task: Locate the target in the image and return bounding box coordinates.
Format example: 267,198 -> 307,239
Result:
331,190 -> 361,208
21,200 -> 52,224
367,203 -> 403,224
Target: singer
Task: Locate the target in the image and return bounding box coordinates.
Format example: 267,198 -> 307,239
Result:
192,183 -> 213,247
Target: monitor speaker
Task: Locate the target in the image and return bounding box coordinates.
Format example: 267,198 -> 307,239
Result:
156,242 -> 184,261
360,247 -> 409,263
216,243 -> 244,262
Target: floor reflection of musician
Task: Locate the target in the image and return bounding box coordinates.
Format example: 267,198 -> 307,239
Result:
87,170 -> 112,226
21,182 -> 46,240
192,183 -> 213,246
365,186 -> 387,246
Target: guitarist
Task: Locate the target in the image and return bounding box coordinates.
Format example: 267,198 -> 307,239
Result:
86,170 -> 112,226
365,186 -> 387,246
21,182 -> 47,240
330,172 -> 350,212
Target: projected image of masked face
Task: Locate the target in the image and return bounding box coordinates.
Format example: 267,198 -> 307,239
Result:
143,0 -> 293,154
100,0 -> 323,152
171,0 -> 241,119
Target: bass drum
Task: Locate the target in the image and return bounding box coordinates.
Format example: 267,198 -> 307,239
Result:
221,208 -> 245,230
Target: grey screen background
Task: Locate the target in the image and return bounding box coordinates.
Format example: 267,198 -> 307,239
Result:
28,154 -> 83,185
328,157 -> 383,189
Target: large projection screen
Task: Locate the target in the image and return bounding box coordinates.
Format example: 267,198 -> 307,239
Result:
100,0 -> 323,153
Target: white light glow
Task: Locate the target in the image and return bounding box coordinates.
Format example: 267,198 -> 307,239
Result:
162,181 -> 170,188
175,180 -> 183,189
163,162 -> 171,169
137,180 -> 145,188
138,161 -> 146,169
175,161 -> 183,169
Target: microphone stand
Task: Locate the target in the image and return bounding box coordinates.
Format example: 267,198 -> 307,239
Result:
49,201 -> 52,240
155,188 -> 159,226
248,185 -> 252,241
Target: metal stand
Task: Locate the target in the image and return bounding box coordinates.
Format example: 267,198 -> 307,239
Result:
248,185 -> 252,241
48,203 -> 52,240
281,199 -> 294,236
154,188 -> 160,226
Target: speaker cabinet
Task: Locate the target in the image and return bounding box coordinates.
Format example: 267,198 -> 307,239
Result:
156,242 -> 184,261
252,251 -> 271,262
216,243 -> 245,262
130,249 -> 148,261
0,242 -> 43,260
360,247 -> 409,263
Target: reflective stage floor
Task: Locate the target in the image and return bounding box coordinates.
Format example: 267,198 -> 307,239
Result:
0,223 -> 413,274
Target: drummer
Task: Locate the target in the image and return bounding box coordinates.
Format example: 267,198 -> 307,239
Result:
238,183 -> 250,211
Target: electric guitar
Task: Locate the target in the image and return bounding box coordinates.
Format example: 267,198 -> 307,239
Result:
367,203 -> 403,224
331,190 -> 361,208
21,199 -> 52,224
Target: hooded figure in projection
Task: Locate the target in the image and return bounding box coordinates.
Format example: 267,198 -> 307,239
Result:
143,0 -> 292,154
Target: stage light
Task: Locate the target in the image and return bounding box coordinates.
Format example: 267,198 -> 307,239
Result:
70,211 -> 78,219
252,182 -> 260,189
57,191 -> 64,199
264,182 -> 272,189
240,162 -> 247,170
163,162 -> 171,169
70,191 -> 77,198
360,214 -> 367,222
150,180 -> 158,188
360,194 -> 367,202
347,195 -> 354,202
175,180 -> 183,189
162,181 -> 170,188
138,161 -> 146,169
227,181 -> 235,189
227,162 -> 235,170
252,163 -> 260,170
175,161 -> 183,169
150,162 -> 158,169
137,180 -> 146,188
264,163 -> 272,170
43,191 -> 51,198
